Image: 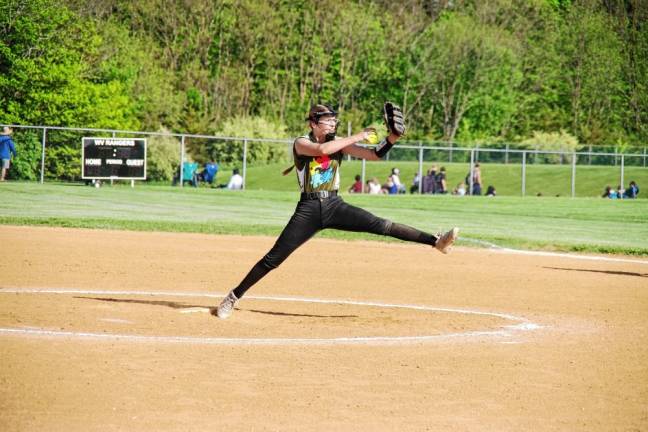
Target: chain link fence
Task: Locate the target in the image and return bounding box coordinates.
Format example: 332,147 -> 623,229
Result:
2,124 -> 646,197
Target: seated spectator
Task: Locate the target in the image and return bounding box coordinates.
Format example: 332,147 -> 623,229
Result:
390,167 -> 406,194
624,181 -> 639,198
348,174 -> 363,193
382,176 -> 397,195
199,160 -> 219,185
486,185 -> 496,197
367,177 -> 382,194
410,172 -> 420,194
602,185 -> 619,199
226,168 -> 243,190
617,185 -> 626,199
452,182 -> 466,196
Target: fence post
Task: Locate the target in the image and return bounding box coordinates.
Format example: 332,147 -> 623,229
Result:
347,121 -> 352,161
449,142 -> 453,163
644,147 -> 646,168
418,143 -> 423,194
588,144 -> 592,165
361,158 -> 366,194
521,151 -> 526,197
469,149 -> 475,196
242,139 -> 248,190
571,152 -> 576,198
179,135 -> 185,188
39,127 -> 47,184
614,146 -> 618,166
505,144 -> 509,164
620,154 -> 624,191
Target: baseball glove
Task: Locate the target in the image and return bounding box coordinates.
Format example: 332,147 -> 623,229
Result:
383,102 -> 405,137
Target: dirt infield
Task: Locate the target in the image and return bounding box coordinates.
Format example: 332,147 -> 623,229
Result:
1,225 -> 647,431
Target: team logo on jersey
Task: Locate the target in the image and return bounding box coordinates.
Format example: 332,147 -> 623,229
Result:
309,155 -> 334,188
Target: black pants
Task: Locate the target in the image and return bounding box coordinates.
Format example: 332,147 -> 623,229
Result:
233,196 -> 438,298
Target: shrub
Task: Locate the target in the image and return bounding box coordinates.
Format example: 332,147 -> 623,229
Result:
146,132 -> 180,182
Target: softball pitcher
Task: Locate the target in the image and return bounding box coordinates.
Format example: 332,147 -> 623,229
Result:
215,103 -> 458,318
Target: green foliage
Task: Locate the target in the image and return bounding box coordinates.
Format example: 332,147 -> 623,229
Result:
200,116 -> 290,166
520,130 -> 579,163
146,132 -> 180,182
45,145 -> 80,180
1,0 -> 647,186
9,130 -> 42,180
0,0 -> 139,129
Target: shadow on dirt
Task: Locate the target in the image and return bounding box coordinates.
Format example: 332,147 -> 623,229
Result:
543,267 -> 648,278
75,296 -> 359,319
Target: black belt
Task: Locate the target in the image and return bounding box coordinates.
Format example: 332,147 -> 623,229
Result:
300,190 -> 338,200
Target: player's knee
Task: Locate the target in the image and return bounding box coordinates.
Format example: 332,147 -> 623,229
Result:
381,219 -> 393,236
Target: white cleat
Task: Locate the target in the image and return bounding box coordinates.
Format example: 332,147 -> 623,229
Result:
215,290 -> 239,319
435,227 -> 459,254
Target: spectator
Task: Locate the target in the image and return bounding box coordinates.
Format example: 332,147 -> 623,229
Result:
0,126 -> 17,182
617,185 -> 626,199
390,167 -> 406,194
382,175 -> 397,194
453,182 -> 466,196
486,185 -> 496,197
624,181 -> 639,198
367,177 -> 382,194
348,174 -> 363,193
199,160 -> 219,185
410,172 -> 420,194
471,163 -> 482,195
435,166 -> 448,194
423,165 -> 437,194
602,185 -> 611,198
226,168 -> 243,190
602,185 -> 618,199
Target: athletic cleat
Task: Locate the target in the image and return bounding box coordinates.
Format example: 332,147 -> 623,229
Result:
435,227 -> 459,254
215,290 -> 239,319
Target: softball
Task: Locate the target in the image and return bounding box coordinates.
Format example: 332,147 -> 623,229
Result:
366,130 -> 379,145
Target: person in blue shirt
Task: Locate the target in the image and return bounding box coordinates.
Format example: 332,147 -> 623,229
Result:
0,127 -> 17,181
624,181 -> 639,199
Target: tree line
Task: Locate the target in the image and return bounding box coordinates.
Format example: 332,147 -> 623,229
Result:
0,0 -> 646,179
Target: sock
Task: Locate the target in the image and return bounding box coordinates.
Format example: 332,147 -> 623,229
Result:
387,222 -> 438,246
232,260 -> 273,299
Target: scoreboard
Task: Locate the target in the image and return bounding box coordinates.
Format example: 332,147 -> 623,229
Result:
82,137 -> 147,180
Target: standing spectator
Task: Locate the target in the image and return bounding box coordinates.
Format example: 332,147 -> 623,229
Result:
0,127 -> 16,182
435,166 -> 448,194
226,168 -> 243,190
471,163 -> 482,195
390,167 -> 406,194
423,165 -> 437,194
624,181 -> 639,198
348,174 -> 363,193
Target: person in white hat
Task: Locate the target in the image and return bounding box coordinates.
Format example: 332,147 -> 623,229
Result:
0,127 -> 16,181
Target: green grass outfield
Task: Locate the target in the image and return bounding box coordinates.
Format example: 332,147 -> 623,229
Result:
1,182 -> 647,256
244,161 -> 648,197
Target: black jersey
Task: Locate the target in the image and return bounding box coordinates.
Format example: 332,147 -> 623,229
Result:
293,134 -> 343,192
